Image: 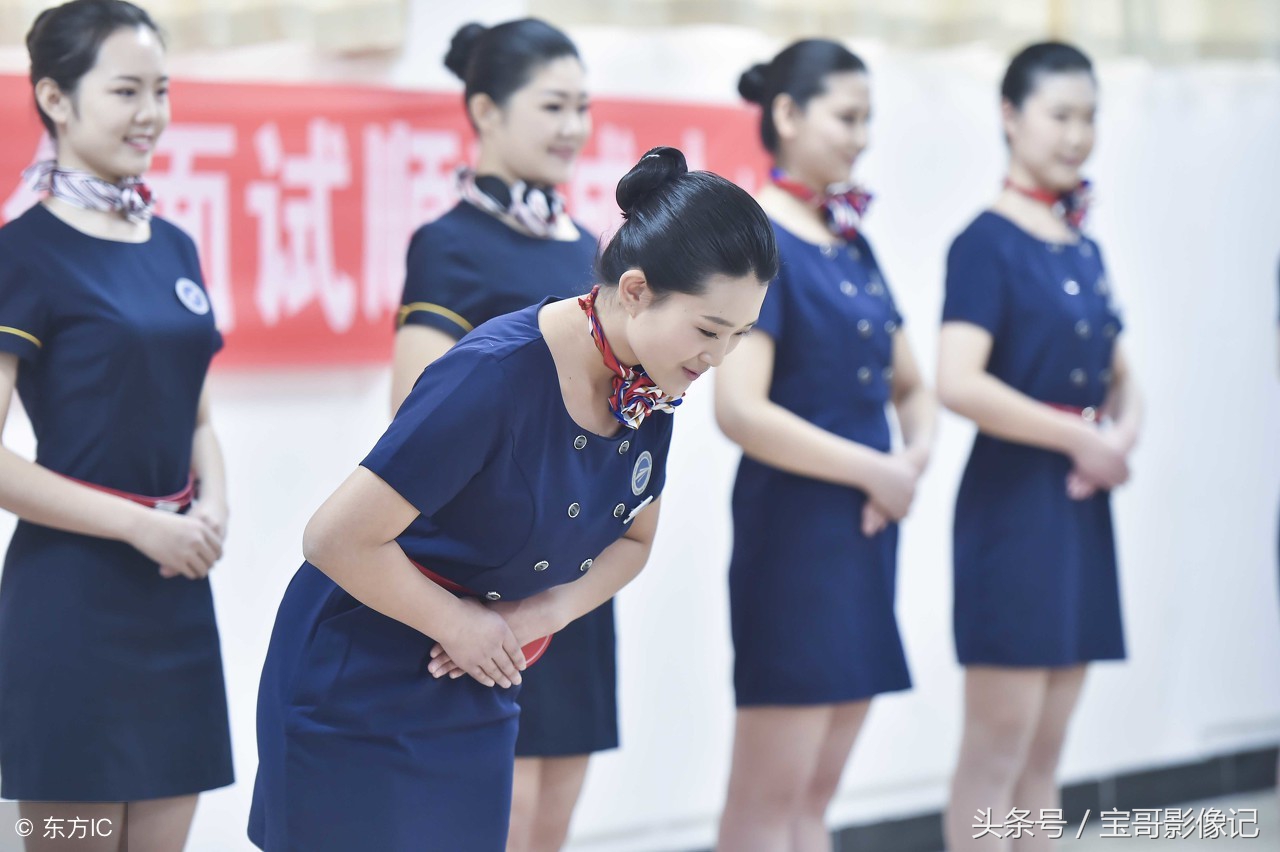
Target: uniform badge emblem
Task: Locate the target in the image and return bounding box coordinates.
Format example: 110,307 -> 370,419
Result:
631,451 -> 653,496
175,277 -> 210,315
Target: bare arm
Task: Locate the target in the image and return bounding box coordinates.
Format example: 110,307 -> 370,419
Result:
714,332 -> 898,492
390,325 -> 458,416
188,385 -> 228,530
303,465 -> 526,688
0,353 -> 221,577
889,330 -> 937,471
430,496 -> 664,680
1102,343 -> 1141,451
936,322 -> 1093,454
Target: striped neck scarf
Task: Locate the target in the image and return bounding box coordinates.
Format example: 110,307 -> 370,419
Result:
456,167 -> 564,239
577,285 -> 682,430
1003,177 -> 1092,231
770,167 -> 873,242
23,160 -> 154,224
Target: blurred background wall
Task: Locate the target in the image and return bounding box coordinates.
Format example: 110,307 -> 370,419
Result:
0,1 -> 1277,849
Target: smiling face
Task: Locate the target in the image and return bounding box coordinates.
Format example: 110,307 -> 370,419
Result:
775,70 -> 871,190
1003,70 -> 1097,193
36,25 -> 168,183
617,272 -> 769,396
472,55 -> 591,187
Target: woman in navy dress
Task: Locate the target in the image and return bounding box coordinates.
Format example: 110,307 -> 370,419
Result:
0,2 -> 233,849
938,43 -> 1143,850
248,147 -> 778,852
390,21 -> 602,851
715,41 -> 936,851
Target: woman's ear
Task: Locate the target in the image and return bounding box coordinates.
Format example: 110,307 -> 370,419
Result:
615,269 -> 652,317
34,77 -> 72,131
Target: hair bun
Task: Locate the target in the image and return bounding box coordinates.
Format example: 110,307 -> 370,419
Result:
615,147 -> 688,218
737,62 -> 770,104
444,22 -> 487,80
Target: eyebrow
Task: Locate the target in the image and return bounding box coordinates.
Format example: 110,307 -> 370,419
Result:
111,75 -> 169,83
538,89 -> 587,99
702,315 -> 757,331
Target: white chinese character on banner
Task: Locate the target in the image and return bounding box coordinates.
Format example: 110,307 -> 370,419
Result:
2,135 -> 55,223
150,124 -> 237,328
246,119 -> 357,332
362,122 -> 461,322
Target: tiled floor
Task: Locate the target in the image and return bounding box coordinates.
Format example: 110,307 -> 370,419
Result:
1067,791 -> 1277,849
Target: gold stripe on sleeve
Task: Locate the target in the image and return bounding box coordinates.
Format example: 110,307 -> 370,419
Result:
397,302 -> 474,333
0,326 -> 41,348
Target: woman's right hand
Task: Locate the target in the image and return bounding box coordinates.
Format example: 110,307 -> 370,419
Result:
434,598 -> 526,689
1068,425 -> 1130,491
864,453 -> 919,521
128,510 -> 223,579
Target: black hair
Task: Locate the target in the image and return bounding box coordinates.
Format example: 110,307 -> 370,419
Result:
738,39 -> 867,154
1001,41 -> 1094,109
597,146 -> 778,297
444,18 -> 580,125
27,0 -> 163,138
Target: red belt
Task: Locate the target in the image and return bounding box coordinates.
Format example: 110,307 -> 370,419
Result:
66,473 -> 196,512
1047,403 -> 1101,423
410,559 -> 552,666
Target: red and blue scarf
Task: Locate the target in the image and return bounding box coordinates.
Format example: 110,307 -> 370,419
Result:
578,285 -> 682,430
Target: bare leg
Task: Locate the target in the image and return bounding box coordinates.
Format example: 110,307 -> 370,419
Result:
507,757 -> 542,852
716,705 -> 833,852
125,795 -> 198,852
18,802 -> 123,852
790,700 -> 871,852
527,755 -> 591,852
1010,667 -> 1087,852
945,667 -> 1050,851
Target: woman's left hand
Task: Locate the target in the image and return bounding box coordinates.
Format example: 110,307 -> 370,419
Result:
159,500 -> 228,578
429,598 -> 553,680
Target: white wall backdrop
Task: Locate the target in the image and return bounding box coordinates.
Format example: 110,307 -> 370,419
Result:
0,1 -> 1277,850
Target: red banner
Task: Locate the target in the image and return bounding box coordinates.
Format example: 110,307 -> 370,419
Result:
0,76 -> 767,368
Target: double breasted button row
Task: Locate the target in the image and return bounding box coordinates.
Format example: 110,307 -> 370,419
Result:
857,366 -> 894,385
530,558 -> 594,573
573,435 -> 633,453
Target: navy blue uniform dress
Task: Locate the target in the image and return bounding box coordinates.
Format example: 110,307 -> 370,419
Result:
0,204 -> 233,801
249,303 -> 673,851
399,201 -> 618,756
728,224 -> 912,706
944,211 -> 1126,666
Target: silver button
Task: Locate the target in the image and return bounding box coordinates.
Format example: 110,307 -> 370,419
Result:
857,319 -> 872,338
1080,242 -> 1094,257
867,282 -> 884,297
1063,279 -> 1081,296
1100,368 -> 1113,384
1104,322 -> 1118,338
840,280 -> 857,296
573,435 -> 587,450
1096,276 -> 1110,294
1082,406 -> 1098,422
1048,242 -> 1063,253
533,561 -> 549,572
485,591 -> 501,601
848,245 -> 862,260
1075,320 -> 1091,338
568,502 -> 580,518
884,319 -> 898,334
857,367 -> 872,384
821,244 -> 838,259
618,440 -> 630,454
579,559 -> 593,572
613,503 -> 626,518
1070,368 -> 1087,386
882,366 -> 895,382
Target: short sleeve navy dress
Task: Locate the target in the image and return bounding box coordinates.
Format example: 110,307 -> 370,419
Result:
943,211 -> 1126,666
728,223 -> 912,706
398,200 -> 618,756
249,303 -> 674,851
0,203 -> 233,801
